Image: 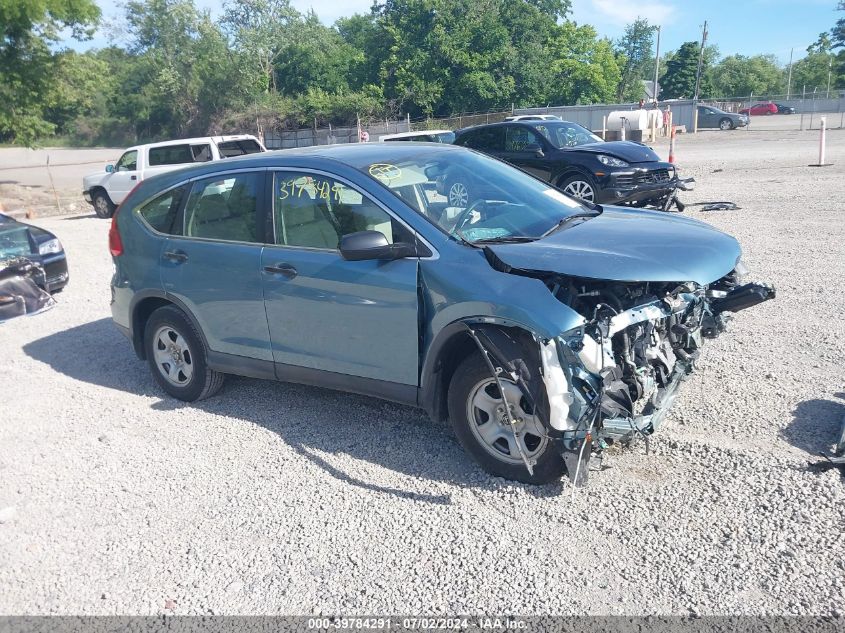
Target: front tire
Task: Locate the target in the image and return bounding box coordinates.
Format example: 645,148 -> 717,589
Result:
719,118 -> 734,131
448,354 -> 566,485
92,190 -> 115,218
559,174 -> 597,204
144,305 -> 224,401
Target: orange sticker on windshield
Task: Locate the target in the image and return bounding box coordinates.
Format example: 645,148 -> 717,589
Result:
369,163 -> 402,184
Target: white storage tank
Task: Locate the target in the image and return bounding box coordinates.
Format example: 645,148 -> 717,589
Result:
606,109 -> 650,132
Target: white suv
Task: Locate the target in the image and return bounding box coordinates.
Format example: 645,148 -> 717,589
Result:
83,135 -> 266,218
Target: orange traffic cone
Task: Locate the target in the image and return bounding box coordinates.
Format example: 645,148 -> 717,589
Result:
668,125 -> 676,164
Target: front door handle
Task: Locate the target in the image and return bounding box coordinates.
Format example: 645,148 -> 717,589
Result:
263,263 -> 297,279
163,250 -> 188,263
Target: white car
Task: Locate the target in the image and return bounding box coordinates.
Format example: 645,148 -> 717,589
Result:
378,130 -> 455,143
504,114 -> 562,122
83,135 -> 266,218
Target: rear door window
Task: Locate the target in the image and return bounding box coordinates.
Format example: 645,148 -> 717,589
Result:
459,127 -> 504,152
217,139 -> 265,158
184,172 -> 262,243
149,145 -> 192,166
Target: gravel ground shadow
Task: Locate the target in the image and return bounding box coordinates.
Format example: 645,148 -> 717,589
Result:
783,392 -> 845,455
24,318 -> 563,502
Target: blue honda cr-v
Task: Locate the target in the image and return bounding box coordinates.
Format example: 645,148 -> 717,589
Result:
110,143 -> 773,485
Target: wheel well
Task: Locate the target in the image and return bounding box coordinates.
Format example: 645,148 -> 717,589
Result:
556,170 -> 593,188
428,332 -> 478,422
425,323 -> 540,422
132,297 -> 173,359
91,186 -> 110,200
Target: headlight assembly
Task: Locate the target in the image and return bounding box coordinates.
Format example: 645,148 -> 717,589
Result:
38,238 -> 62,255
597,155 -> 629,168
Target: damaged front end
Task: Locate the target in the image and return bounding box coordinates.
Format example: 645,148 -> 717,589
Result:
0,257 -> 56,322
466,265 -> 775,487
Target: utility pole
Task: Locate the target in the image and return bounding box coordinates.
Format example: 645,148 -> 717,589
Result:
786,47 -> 794,99
652,25 -> 661,103
693,20 -> 708,102
827,56 -> 833,98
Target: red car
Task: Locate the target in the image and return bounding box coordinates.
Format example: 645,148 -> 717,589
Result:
739,102 -> 778,116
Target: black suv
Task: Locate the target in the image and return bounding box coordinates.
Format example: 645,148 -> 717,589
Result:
452,120 -> 678,206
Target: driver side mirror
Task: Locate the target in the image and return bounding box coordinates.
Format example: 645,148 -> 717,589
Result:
105,164 -> 114,173
340,230 -> 419,261
524,143 -> 544,157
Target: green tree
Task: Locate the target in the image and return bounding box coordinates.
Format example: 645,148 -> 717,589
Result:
0,0 -> 100,144
45,51 -> 112,134
709,54 -> 784,97
832,1 -> 845,49
807,32 -> 833,55
660,41 -> 711,99
614,18 -> 656,102
791,52 -> 841,94
547,23 -> 619,104
221,0 -> 299,95
273,11 -> 357,96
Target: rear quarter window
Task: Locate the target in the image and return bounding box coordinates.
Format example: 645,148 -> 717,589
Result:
217,139 -> 264,158
137,187 -> 187,235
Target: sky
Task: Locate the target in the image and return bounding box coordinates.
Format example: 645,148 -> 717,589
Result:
76,0 -> 841,64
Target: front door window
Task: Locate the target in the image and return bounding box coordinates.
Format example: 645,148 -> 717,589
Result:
273,172 -> 410,249
116,150 -> 137,171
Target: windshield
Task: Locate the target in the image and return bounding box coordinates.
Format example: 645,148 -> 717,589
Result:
355,148 -> 587,242
533,122 -> 603,149
0,226 -> 33,259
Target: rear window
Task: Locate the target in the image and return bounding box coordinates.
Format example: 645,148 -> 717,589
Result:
217,139 -> 264,158
149,144 -> 212,167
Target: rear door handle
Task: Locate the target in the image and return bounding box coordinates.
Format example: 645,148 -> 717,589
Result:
163,250 -> 188,263
130,175 -> 137,180
263,263 -> 297,279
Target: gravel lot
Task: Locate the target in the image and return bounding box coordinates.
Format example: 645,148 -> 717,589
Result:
1,130 -> 844,616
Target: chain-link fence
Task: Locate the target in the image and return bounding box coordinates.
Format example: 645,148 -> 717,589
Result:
264,93 -> 845,150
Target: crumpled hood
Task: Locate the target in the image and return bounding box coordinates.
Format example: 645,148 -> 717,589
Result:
486,207 -> 741,285
569,141 -> 660,163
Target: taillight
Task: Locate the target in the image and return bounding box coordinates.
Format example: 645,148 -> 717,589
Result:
109,211 -> 123,257
109,181 -> 142,257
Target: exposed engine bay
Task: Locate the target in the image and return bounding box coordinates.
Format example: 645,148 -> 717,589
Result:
465,264 -> 775,486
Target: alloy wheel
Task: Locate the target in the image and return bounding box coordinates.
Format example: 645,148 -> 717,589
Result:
562,180 -> 595,203
449,181 -> 469,207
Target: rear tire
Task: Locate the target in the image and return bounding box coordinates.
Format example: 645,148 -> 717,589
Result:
92,190 -> 115,218
445,176 -> 472,208
447,353 -> 566,485
144,305 -> 225,401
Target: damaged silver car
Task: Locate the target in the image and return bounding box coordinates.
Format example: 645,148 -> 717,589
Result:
109,144 -> 774,486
